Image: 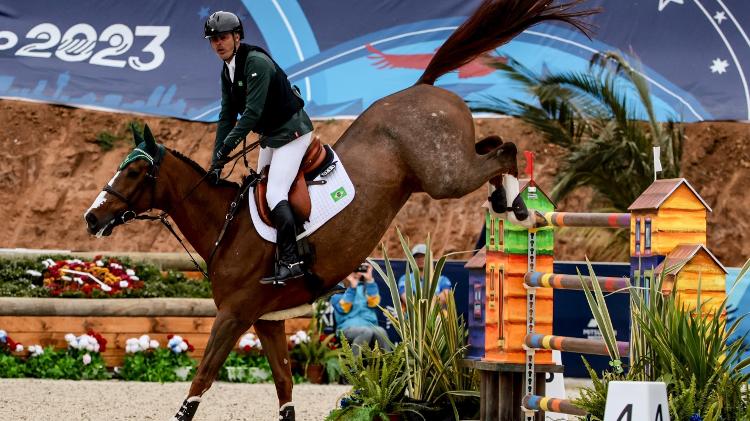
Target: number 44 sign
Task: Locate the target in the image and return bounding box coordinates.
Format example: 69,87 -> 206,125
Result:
603,381 -> 670,421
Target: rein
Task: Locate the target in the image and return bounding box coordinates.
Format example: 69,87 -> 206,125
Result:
103,140 -> 262,280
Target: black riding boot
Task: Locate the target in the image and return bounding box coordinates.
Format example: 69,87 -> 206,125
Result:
172,397 -> 201,421
260,200 -> 304,285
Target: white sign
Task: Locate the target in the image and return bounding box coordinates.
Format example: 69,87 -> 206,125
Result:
604,381 -> 669,421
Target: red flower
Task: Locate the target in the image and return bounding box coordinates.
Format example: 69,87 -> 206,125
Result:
167,334 -> 174,340
184,339 -> 195,352
243,344 -> 252,352
94,255 -> 102,260
87,330 -> 108,352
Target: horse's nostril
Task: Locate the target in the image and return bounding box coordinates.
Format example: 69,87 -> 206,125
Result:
85,212 -> 98,228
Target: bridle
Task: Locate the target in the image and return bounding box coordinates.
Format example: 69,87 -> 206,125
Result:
102,146 -> 165,226
98,141 -> 262,280
99,145 -> 213,279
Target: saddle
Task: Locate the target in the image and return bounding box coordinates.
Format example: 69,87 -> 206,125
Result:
254,136 -> 336,226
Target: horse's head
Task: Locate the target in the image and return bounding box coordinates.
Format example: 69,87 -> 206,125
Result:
84,124 -> 165,237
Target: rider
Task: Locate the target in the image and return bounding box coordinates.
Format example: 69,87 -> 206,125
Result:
204,11 -> 313,285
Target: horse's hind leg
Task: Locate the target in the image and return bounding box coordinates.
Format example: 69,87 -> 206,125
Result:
171,310 -> 252,421
254,319 -> 296,421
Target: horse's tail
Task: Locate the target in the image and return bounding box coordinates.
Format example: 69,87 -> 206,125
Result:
416,0 -> 598,86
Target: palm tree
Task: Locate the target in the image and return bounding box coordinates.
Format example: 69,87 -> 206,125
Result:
473,52 -> 683,211
472,52 -> 685,260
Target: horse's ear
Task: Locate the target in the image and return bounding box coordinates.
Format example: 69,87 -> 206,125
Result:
131,122 -> 144,146
142,124 -> 157,152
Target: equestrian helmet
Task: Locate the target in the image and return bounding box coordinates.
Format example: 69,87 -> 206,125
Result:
204,11 -> 244,39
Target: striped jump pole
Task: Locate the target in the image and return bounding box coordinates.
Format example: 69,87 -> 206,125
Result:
525,333 -> 630,356
522,395 -> 587,416
536,212 -> 630,228
524,271 -> 631,292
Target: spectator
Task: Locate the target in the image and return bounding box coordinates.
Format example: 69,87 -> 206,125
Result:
398,243 -> 452,307
330,263 -> 391,354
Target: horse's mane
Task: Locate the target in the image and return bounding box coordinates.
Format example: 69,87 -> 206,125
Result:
167,148 -> 240,189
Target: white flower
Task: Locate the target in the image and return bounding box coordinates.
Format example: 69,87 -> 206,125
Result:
14,344 -> 23,353
25,269 -> 42,277
168,336 -> 183,348
149,340 -> 159,349
179,342 -> 188,351
82,353 -> 92,365
74,277 -> 84,285
28,345 -> 44,357
95,260 -> 104,267
0,330 -> 7,341
64,333 -> 75,343
126,269 -> 135,276
138,335 -> 150,350
172,347 -> 183,354
61,275 -> 72,282
85,343 -> 95,352
129,276 -> 139,281
119,280 -> 129,288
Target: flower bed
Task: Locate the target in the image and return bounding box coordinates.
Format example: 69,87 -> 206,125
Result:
0,255 -> 212,299
0,297 -> 310,367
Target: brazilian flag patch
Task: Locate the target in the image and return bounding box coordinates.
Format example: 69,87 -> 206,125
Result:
330,187 -> 347,202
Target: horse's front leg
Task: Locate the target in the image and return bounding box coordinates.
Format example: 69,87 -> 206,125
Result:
254,319 -> 296,421
171,310 -> 252,421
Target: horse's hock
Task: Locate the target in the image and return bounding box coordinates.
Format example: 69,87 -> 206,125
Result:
0,297 -> 309,366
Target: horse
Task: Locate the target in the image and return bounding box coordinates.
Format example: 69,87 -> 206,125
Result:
83,1 -> 593,419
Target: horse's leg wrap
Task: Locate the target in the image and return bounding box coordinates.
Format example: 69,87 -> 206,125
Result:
279,402 -> 295,421
503,174 -> 530,222
171,396 -> 201,421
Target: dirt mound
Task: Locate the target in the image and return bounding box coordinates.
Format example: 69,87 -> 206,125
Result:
1,100 -> 748,266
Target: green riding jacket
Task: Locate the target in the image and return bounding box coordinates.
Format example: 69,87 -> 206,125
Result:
213,44 -> 313,165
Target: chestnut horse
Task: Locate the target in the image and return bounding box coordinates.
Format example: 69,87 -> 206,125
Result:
84,1 -> 593,419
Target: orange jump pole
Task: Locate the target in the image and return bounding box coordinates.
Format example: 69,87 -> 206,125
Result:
522,395 -> 587,416
524,271 -> 631,292
538,212 -> 630,228
524,333 -> 630,356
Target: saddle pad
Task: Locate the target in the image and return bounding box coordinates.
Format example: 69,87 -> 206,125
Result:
248,150 -> 355,243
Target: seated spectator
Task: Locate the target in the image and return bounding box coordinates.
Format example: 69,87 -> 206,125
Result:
330,263 -> 391,354
398,243 -> 453,308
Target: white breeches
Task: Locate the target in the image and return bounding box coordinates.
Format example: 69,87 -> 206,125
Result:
257,131 -> 313,210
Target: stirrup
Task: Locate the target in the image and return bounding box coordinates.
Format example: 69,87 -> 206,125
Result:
260,261 -> 304,286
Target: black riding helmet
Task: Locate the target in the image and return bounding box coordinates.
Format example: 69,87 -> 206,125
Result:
204,11 -> 244,39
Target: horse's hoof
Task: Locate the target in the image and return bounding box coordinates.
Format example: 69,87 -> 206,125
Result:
171,396 -> 201,421
279,402 -> 295,421
489,187 -> 507,214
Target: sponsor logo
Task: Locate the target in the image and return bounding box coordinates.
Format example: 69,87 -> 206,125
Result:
320,161 -> 337,177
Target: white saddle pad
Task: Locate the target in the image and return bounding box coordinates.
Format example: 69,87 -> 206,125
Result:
248,150 -> 355,243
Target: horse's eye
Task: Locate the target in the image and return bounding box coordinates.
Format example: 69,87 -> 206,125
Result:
126,169 -> 140,178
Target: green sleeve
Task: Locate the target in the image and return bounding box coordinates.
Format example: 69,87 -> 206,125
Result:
219,54 -> 275,153
212,76 -> 235,165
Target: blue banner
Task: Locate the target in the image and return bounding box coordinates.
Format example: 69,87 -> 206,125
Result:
1,1 -> 748,122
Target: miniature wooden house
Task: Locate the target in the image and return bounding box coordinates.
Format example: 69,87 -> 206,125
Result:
654,244 -> 727,313
628,178 -> 711,284
484,180 -> 556,364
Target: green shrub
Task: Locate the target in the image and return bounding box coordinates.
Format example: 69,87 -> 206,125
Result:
25,347 -> 109,380
119,348 -> 196,382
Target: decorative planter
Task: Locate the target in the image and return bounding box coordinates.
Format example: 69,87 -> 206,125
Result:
0,297 -> 310,367
305,363 -> 325,384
